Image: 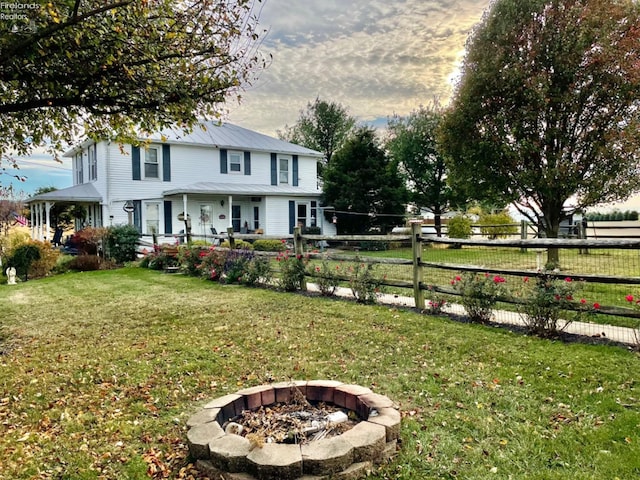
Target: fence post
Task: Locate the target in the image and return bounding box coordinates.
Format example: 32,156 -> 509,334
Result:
226,227 -> 235,249
412,222 -> 425,310
520,220 -> 528,253
293,226 -> 306,290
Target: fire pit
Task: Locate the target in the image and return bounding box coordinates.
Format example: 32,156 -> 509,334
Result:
186,380 -> 400,480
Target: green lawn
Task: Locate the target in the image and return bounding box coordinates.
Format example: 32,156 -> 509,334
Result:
1,268 -> 639,479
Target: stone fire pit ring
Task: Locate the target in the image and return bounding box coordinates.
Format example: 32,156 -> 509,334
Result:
187,380 -> 401,480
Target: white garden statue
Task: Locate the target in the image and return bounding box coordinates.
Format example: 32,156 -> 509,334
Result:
6,267 -> 16,285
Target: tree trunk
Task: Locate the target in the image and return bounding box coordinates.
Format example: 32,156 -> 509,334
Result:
542,210 -> 561,270
434,209 -> 442,237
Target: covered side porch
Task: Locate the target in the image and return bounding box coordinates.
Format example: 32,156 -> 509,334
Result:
26,184 -> 103,243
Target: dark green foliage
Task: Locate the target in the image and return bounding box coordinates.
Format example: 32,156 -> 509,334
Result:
9,243 -> 40,281
105,224 -> 140,264
252,239 -> 286,252
386,104 -> 465,235
322,127 -> 407,234
278,98 -> 356,174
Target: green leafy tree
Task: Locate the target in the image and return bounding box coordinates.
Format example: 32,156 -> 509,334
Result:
0,0 -> 265,177
386,104 -> 465,236
439,0 -> 640,267
322,127 -> 407,234
278,98 -> 356,176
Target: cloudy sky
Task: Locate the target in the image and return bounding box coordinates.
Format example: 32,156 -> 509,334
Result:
5,0 -> 491,195
227,0 -> 490,135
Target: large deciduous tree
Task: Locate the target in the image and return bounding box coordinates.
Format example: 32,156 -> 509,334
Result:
386,104 -> 465,236
439,0 -> 640,265
322,127 -> 407,234
0,0 -> 265,171
278,98 -> 356,176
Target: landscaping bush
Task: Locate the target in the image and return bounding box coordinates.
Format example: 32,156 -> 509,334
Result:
276,252 -> 308,292
67,254 -> 107,271
346,258 -> 383,304
74,227 -> 108,255
451,272 -> 506,323
28,241 -> 60,279
478,211 -> 518,239
252,239 -> 286,252
447,215 -> 473,240
8,243 -> 41,281
309,257 -> 340,296
105,224 -> 139,263
514,273 -> 594,337
220,239 -> 253,250
242,256 -> 273,287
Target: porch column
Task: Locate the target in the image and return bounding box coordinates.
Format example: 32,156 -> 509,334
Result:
30,205 -> 35,239
36,203 -> 43,241
227,195 -> 233,229
182,194 -> 191,243
44,202 -> 52,241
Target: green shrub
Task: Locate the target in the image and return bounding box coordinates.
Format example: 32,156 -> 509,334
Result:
451,272 -> 507,323
478,211 -> 517,239
54,254 -> 77,274
346,258 -> 382,304
220,239 -> 253,250
515,274 -> 593,337
177,246 -> 207,276
358,241 -> 388,251
28,241 -> 60,279
252,239 -> 286,252
276,252 -> 308,291
106,224 -> 139,263
8,243 -> 41,280
310,258 -> 340,296
242,256 -> 273,286
447,215 -> 473,240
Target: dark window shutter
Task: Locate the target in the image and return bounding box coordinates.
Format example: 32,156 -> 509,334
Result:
132,146 -> 141,180
162,144 -> 171,182
133,200 -> 142,233
164,201 -> 172,234
220,149 -> 228,174
244,151 -> 251,175
289,200 -> 295,234
270,153 -> 277,185
292,155 -> 299,186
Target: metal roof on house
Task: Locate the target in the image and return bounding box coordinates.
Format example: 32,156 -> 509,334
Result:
64,121 -> 324,158
26,183 -> 103,203
163,182 -> 322,197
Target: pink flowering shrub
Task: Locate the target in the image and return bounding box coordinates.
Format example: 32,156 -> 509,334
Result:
451,272 -> 507,323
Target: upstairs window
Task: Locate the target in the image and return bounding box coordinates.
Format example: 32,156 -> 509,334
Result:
229,151 -> 242,173
279,157 -> 289,184
144,147 -> 159,179
88,145 -> 97,181
75,152 -> 84,184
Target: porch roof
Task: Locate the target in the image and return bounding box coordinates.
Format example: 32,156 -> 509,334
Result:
26,183 -> 103,203
163,182 -> 322,197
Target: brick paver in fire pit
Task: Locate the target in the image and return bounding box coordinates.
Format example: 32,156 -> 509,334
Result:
186,380 -> 400,480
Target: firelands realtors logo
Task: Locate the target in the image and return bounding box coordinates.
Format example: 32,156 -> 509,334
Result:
1,2 -> 40,32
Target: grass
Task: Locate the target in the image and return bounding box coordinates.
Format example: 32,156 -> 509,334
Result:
1,267 -> 639,479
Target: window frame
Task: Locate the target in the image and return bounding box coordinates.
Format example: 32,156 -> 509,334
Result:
279,156 -> 290,184
144,147 -> 160,180
228,151 -> 243,174
88,145 -> 97,181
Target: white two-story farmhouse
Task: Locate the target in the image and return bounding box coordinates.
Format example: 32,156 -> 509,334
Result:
27,121 -> 336,242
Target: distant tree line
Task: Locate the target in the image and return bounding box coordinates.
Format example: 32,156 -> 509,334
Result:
585,211 -> 639,222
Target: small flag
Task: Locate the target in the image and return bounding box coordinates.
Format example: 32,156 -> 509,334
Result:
12,212 -> 28,226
